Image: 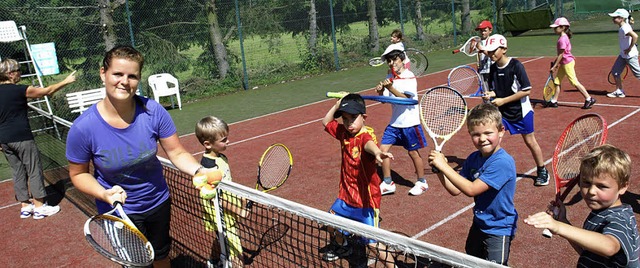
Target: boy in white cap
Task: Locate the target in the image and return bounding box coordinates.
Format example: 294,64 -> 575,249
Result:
481,34 -> 550,187
608,8 -> 639,98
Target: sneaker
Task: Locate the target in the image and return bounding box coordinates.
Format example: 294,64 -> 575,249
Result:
534,168 -> 550,186
607,90 -> 626,98
321,241 -> 352,261
20,204 -> 34,219
547,102 -> 558,108
582,98 -> 596,109
408,181 -> 429,196
380,181 -> 396,195
32,204 -> 60,220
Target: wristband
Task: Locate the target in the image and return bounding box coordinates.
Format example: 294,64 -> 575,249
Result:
194,165 -> 204,176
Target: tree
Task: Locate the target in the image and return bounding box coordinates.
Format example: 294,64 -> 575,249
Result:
206,0 -> 230,78
414,0 -> 426,41
98,0 -> 123,51
367,0 -> 379,54
461,0 -> 471,35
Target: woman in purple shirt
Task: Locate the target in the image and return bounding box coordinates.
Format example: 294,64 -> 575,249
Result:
66,46 -> 203,267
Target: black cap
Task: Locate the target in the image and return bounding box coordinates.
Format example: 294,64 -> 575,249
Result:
334,94 -> 366,118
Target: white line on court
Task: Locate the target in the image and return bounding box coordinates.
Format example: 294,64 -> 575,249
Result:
0,202 -> 20,211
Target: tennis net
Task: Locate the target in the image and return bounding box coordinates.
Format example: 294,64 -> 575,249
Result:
167,161 -> 504,268
28,106 -> 503,268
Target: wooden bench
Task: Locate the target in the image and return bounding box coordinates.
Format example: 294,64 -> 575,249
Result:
65,87 -> 105,114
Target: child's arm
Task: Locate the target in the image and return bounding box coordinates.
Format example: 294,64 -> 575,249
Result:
378,79 -> 411,98
489,89 -> 529,107
625,30 -> 638,54
364,140 -> 394,163
551,51 -> 563,72
524,207 -> 622,257
428,150 -> 490,196
322,99 -> 341,127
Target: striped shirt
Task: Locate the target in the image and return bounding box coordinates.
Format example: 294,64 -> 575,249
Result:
579,204 -> 640,268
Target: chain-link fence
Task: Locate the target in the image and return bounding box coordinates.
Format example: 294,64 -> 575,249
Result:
1,0 -> 592,122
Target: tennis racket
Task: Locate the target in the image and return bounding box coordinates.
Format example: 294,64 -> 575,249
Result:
542,113 -> 608,238
406,48 -> 428,76
419,86 -> 468,173
326,91 -> 418,105
243,221 -> 290,264
452,36 -> 480,56
608,65 -> 629,85
542,70 -> 556,103
84,201 -> 154,267
369,57 -> 385,67
447,65 -> 483,97
246,143 -> 293,209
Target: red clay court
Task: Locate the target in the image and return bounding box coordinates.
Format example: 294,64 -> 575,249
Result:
2,56 -> 639,267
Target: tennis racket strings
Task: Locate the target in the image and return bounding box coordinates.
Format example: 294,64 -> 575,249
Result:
448,66 -> 481,96
258,145 -> 292,189
86,216 -> 154,265
554,115 -> 607,185
420,88 -> 467,139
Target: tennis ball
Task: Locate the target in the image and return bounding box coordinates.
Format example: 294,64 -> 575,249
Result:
206,170 -> 223,185
192,173 -> 208,188
200,184 -> 217,199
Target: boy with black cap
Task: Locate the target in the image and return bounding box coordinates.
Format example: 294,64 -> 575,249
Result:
321,94 -> 396,267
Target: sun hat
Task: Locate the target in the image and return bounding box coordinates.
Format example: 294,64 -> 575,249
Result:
609,8 -> 630,19
381,43 -> 404,59
550,17 -> 570,27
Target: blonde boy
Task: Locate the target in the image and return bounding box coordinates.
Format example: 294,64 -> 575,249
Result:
525,145 -> 639,267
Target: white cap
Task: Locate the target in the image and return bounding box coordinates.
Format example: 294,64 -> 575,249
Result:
381,43 -> 404,59
609,8 -> 629,19
484,34 -> 507,51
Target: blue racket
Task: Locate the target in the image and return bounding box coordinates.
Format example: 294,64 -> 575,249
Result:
326,92 -> 418,105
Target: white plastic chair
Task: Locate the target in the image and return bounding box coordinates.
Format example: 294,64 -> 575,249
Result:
148,73 -> 182,110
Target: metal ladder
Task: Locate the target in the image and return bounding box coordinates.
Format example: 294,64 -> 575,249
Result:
0,20 -> 60,139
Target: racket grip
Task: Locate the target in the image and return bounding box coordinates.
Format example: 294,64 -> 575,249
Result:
452,49 -> 460,54
326,92 -> 347,98
542,229 -> 553,238
432,166 -> 441,173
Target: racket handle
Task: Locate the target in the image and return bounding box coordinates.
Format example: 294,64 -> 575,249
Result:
452,49 -> 460,54
326,92 -> 347,99
542,229 -> 552,238
432,166 -> 440,173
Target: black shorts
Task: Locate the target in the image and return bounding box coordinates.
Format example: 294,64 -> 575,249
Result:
128,198 -> 172,260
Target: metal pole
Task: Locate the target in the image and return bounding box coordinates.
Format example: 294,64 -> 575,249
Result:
398,0 -> 404,33
452,0 -> 457,46
125,0 -> 135,47
235,0 -> 249,89
329,0 -> 340,71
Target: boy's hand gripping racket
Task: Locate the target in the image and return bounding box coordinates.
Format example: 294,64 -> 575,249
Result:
84,201 -> 155,267
543,62 -> 557,103
447,65 -> 483,98
326,91 -> 418,105
419,86 -> 468,173
452,36 -> 480,56
246,143 -> 293,209
542,113 -> 607,238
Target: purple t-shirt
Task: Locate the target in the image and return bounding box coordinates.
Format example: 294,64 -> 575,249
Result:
557,34 -> 575,65
66,97 -> 176,214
